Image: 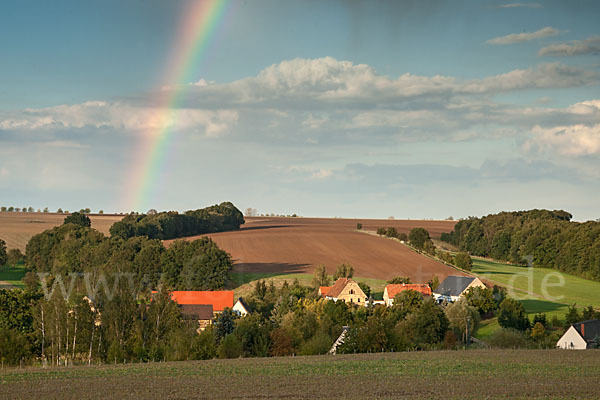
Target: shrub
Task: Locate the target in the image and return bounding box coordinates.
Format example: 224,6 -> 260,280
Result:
488,328 -> 530,349
454,252 -> 473,271
217,334 -> 243,359
299,332 -> 332,355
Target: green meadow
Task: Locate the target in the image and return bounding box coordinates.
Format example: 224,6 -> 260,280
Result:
0,263 -> 26,289
471,257 -> 600,319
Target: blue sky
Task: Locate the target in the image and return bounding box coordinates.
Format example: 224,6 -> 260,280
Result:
1,0 -> 600,220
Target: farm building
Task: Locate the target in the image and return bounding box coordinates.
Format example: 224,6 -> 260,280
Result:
233,297 -> 251,316
323,278 -> 367,305
180,304 -> 214,332
433,276 -> 485,303
167,290 -> 234,315
383,284 -> 432,306
557,319 -> 600,350
318,286 -> 331,297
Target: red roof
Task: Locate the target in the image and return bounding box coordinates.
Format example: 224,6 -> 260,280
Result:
385,284 -> 432,299
168,291 -> 234,312
319,286 -> 331,297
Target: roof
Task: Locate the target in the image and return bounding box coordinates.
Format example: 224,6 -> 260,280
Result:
168,291 -> 234,312
180,304 -> 214,320
327,278 -> 362,298
434,276 -> 476,297
386,284 -> 432,299
572,319 -> 600,342
319,286 -> 331,296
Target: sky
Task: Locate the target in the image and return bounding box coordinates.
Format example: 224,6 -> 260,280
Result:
1,0 -> 600,221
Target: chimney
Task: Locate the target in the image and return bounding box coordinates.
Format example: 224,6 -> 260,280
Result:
581,323 -> 585,338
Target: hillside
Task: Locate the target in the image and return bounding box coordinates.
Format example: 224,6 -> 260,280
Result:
0,212 -> 123,252
2,350 -> 599,399
166,216 -> 461,283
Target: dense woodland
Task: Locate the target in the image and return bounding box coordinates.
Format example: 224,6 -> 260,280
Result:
109,202 -> 245,240
441,209 -> 600,281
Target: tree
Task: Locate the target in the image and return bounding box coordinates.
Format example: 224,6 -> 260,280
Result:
311,264 -> 330,287
57,208 -> 63,213
387,276 -> 412,284
444,298 -> 480,343
0,206 -> 6,212
396,299 -> 449,348
565,304 -> 581,325
356,223 -> 362,230
43,207 -> 49,213
464,287 -> 496,316
358,282 -> 371,298
7,249 -> 24,266
98,210 -> 104,214
428,276 -> 440,291
530,322 -> 546,341
376,227 -> 386,236
454,252 -> 473,271
498,298 -> 530,331
214,308 -> 238,341
217,333 -> 243,358
333,264 -> 354,280
63,212 -> 91,227
408,228 -> 430,250
0,239 -> 7,266
385,227 -> 398,238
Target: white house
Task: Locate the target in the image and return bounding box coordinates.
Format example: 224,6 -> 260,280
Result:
233,297 -> 251,316
557,320 -> 600,350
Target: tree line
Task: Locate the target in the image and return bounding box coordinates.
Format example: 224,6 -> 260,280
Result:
109,202 -> 245,240
440,209 -> 600,281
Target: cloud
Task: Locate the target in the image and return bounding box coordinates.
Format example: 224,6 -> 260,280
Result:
487,27 -> 559,45
497,3 -> 542,8
0,102 -> 238,137
525,124 -> 600,156
311,168 -> 333,179
539,36 -> 600,57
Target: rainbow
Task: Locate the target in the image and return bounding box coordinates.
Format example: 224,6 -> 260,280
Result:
126,0 -> 231,212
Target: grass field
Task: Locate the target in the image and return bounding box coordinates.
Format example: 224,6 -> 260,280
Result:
471,257 -> 600,319
1,350 -> 599,399
0,264 -> 26,289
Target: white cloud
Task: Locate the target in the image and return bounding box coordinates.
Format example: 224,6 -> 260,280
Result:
487,27 -> 559,45
0,102 -> 238,137
311,168 -> 333,179
525,124 -> 600,156
498,3 -> 542,8
539,36 -> 600,57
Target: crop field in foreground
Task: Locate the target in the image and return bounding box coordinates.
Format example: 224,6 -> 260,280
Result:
1,350 -> 599,399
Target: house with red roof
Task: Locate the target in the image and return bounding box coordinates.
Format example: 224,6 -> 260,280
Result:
383,284 -> 432,306
168,291 -> 234,314
323,278 -> 367,305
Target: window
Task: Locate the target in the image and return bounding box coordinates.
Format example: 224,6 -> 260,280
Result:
350,289 -> 354,294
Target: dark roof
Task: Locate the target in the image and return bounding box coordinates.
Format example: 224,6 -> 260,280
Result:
180,304 -> 213,320
573,320 -> 600,342
236,297 -> 251,313
434,276 -> 476,297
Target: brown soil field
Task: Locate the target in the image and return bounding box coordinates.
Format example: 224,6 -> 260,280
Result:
0,212 -> 123,252
167,216 -> 461,283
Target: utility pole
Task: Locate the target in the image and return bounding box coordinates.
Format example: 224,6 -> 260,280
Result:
466,316 -> 471,347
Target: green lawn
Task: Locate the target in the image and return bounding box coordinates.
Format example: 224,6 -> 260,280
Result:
471,257 -> 600,318
0,264 -> 26,289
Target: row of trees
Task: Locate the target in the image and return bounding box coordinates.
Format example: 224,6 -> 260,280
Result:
109,202 -> 245,240
0,239 -> 25,268
25,217 -> 233,290
441,209 -> 600,281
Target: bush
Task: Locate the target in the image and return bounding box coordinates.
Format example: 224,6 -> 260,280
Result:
488,328 -> 531,349
0,239 -> 6,266
7,248 -> 24,266
498,298 -> 530,331
408,228 -> 430,250
299,332 -> 332,355
63,211 -> 91,227
0,327 -> 31,365
454,252 -> 473,271
217,334 -> 243,359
